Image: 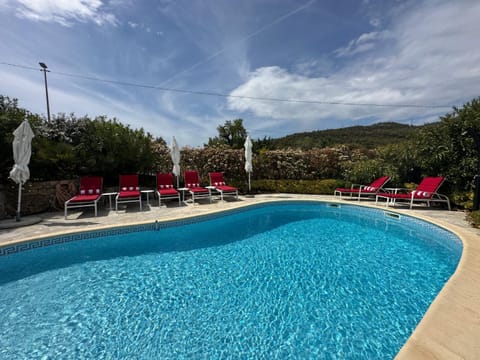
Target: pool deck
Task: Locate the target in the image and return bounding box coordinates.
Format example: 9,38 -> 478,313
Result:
1,193 -> 479,359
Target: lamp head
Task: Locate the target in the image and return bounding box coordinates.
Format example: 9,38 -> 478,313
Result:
39,62 -> 48,69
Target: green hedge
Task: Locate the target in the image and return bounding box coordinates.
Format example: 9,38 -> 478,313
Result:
246,179 -> 345,195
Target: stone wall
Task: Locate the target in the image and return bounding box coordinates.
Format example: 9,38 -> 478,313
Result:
1,180 -> 78,219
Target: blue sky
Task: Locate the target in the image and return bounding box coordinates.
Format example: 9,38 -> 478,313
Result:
1,0 -> 479,146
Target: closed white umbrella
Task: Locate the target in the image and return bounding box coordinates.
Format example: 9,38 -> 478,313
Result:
244,135 -> 253,192
9,120 -> 35,221
170,136 -> 181,188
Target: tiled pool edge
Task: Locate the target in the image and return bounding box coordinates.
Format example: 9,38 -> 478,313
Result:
0,199 -> 461,256
395,221 -> 480,359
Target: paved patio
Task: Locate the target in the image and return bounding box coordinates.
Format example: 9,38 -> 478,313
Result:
1,193 -> 479,359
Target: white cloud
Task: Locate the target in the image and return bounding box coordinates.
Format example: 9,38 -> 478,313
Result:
334,30 -> 392,57
15,0 -> 118,26
228,1 -> 480,132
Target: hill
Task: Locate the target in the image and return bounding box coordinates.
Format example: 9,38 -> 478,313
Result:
267,122 -> 421,150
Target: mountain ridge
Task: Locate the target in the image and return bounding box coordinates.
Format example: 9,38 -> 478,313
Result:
264,122 -> 422,150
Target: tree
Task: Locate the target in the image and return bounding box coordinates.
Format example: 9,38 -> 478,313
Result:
207,119 -> 247,149
0,95 -> 166,184
252,136 -> 275,152
413,97 -> 480,193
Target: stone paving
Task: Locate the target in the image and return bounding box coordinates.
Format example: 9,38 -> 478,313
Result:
1,193 -> 476,245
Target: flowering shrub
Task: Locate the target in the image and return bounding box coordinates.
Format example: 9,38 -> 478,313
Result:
151,145 -> 362,185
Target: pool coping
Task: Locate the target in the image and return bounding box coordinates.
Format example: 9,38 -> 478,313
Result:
1,195 -> 479,359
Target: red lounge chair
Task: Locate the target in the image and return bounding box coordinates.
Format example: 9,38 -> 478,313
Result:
376,176 -> 451,210
334,176 -> 390,200
184,170 -> 211,204
64,176 -> 103,219
209,172 -> 238,201
116,174 -> 142,212
156,173 -> 180,206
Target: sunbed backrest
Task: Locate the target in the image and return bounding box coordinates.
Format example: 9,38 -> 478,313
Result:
79,176 -> 103,195
369,176 -> 390,189
184,171 -> 200,187
157,173 -> 174,189
119,174 -> 139,191
209,172 -> 225,186
416,177 -> 444,193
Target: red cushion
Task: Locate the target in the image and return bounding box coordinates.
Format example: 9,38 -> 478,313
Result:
216,185 -> 237,192
158,188 -> 178,195
412,191 -> 431,199
79,176 -> 103,192
158,184 -> 173,189
379,192 -> 433,199
70,194 -> 100,202
336,187 -> 376,193
118,190 -> 140,198
209,172 -> 227,185
189,187 -> 209,193
336,187 -> 359,193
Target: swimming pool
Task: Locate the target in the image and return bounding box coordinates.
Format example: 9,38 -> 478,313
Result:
0,202 -> 462,359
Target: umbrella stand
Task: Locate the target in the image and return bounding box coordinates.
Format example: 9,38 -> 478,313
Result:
245,172 -> 254,198
15,183 -> 22,222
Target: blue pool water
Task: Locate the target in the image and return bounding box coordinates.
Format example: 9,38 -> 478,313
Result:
0,202 -> 462,359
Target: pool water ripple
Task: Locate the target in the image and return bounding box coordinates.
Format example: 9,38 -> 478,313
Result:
0,203 -> 461,359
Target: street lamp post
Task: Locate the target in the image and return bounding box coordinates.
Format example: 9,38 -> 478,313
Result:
39,62 -> 51,122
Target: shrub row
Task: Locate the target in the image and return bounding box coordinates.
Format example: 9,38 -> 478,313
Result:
152,145 -> 371,185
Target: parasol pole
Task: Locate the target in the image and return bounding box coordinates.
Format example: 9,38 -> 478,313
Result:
16,182 -> 22,221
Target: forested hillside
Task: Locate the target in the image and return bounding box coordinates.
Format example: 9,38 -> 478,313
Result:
266,122 -> 420,149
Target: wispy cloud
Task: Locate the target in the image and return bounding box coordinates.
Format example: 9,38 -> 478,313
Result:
2,0 -> 479,146
334,30 -> 392,58
228,1 -> 480,132
15,0 -> 118,26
